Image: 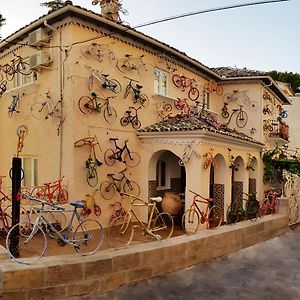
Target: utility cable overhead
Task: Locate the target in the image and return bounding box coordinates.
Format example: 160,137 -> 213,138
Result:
133,0 -> 290,29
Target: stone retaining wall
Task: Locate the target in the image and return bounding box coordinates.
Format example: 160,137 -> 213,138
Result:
0,213 -> 289,300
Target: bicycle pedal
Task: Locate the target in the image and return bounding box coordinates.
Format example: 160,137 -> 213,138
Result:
154,234 -> 161,240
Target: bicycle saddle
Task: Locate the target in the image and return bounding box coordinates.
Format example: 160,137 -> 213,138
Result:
102,74 -> 109,77
110,137 -> 118,141
136,84 -> 143,89
150,196 -> 162,203
70,200 -> 86,208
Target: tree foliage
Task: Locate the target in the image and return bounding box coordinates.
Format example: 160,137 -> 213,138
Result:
41,0 -> 65,11
0,14 -> 6,40
268,70 -> 300,93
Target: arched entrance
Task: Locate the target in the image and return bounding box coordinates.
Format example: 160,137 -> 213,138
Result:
148,150 -> 185,217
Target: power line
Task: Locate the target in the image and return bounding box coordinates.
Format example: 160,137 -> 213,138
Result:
133,0 -> 290,29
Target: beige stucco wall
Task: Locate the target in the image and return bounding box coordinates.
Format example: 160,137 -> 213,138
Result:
0,16 -> 285,228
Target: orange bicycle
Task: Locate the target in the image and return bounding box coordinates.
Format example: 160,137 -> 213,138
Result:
182,190 -> 223,235
203,81 -> 223,96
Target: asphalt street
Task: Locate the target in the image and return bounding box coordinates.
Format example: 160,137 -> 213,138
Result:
68,226 -> 300,300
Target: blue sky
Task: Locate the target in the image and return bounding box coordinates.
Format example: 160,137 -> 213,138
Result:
1,0 -> 299,73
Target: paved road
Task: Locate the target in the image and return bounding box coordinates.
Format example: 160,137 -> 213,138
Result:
69,227 -> 300,300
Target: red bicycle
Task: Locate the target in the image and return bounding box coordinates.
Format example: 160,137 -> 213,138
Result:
172,74 -> 200,101
260,190 -> 280,216
174,98 -> 192,115
31,176 -> 68,204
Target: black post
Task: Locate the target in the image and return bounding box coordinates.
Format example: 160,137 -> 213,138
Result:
9,157 -> 22,257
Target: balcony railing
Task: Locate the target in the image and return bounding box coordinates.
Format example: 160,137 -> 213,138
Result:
266,119 -> 289,141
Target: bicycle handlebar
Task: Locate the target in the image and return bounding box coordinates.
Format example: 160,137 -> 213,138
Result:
22,193 -> 65,211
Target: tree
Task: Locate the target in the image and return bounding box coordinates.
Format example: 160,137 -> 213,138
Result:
41,0 -> 65,11
268,70 -> 300,94
0,14 -> 6,40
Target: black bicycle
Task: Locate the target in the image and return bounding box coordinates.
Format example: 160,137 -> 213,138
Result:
120,106 -> 142,129
104,138 -> 140,167
222,104 -> 248,128
124,76 -> 149,107
8,95 -> 21,118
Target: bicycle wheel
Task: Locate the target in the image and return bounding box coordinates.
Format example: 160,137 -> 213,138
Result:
226,203 -> 239,224
57,188 -> 68,204
45,210 -> 67,232
93,204 -> 101,217
246,201 -> 260,221
153,212 -> 174,240
116,58 -> 130,73
108,79 -> 122,94
5,65 -> 15,81
107,215 -> 134,248
207,205 -> 223,229
123,180 -> 140,198
103,105 -> 117,124
132,118 -> 141,129
78,96 -> 94,114
31,186 -> 46,199
139,94 -> 149,107
236,110 -> 248,128
124,84 -> 131,99
6,222 -> 47,264
4,204 -> 30,225
86,166 -> 98,187
124,151 -> 140,167
100,181 -> 116,200
31,102 -> 50,120
0,212 -> 12,233
221,111 -> 229,118
188,87 -> 200,101
120,116 -> 130,126
164,104 -> 172,112
182,208 -> 200,235
203,82 -> 213,93
104,149 -> 116,166
172,74 -> 182,88
215,85 -> 223,96
17,62 -> 32,76
73,219 -> 104,255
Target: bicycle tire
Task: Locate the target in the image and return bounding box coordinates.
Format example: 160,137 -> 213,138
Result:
178,159 -> 185,166
164,104 -> 172,112
104,149 -> 116,166
226,203 -> 239,224
236,110 -> 248,128
153,212 -> 174,240
107,215 -> 134,249
246,200 -> 260,221
123,180 -> 140,198
86,167 -> 98,188
5,65 -> 15,81
172,74 -> 182,88
0,213 -> 12,233
203,82 -> 213,93
215,85 -> 223,96
93,204 -> 101,217
57,188 -> 68,204
124,84 -> 131,99
120,116 -> 130,127
221,111 -> 229,118
108,79 -> 122,94
182,208 -> 200,235
31,102 -> 50,120
116,58 -> 130,73
207,205 -> 223,229
17,62 -> 32,76
124,151 -> 140,167
6,222 -> 47,264
31,186 -> 46,199
73,219 -> 104,255
139,93 -> 149,107
188,87 -> 200,101
74,137 -> 95,147
78,96 -> 94,114
132,118 -> 141,129
100,181 -> 116,200
4,204 -> 30,226
103,105 -> 117,124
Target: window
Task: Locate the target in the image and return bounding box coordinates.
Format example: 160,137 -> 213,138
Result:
154,68 -> 167,96
157,159 -> 169,189
13,59 -> 37,88
22,157 -> 38,187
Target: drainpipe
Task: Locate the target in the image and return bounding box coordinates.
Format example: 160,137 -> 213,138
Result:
44,20 -> 63,179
